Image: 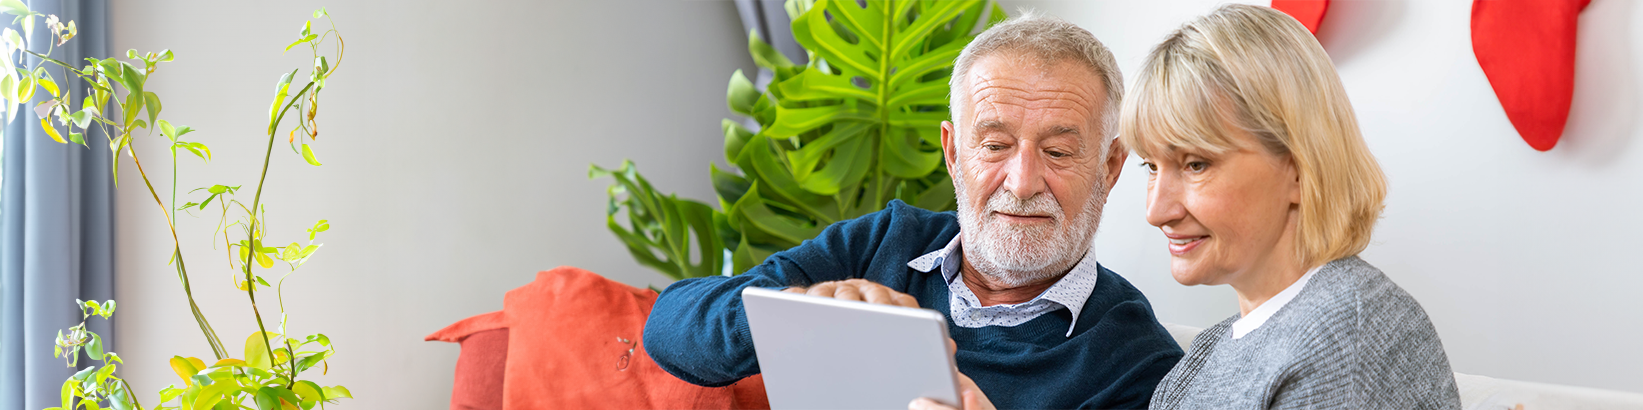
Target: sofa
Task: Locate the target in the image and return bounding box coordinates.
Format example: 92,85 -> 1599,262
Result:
430,267 -> 1643,409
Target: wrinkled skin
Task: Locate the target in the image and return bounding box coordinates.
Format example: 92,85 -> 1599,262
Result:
1138,127 -> 1304,315
942,53 -> 1126,305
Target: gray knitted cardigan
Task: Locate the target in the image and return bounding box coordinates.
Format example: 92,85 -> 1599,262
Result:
1149,256 -> 1462,409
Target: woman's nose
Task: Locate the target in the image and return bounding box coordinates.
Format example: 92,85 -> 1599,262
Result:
1001,147 -> 1047,200
1145,172 -> 1186,227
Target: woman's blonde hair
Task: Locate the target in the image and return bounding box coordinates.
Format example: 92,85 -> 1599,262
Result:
1119,4 -> 1386,267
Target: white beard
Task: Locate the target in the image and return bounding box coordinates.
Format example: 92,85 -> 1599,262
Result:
953,166 -> 1106,288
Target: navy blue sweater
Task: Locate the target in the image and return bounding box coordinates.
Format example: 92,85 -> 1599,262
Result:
644,200 -> 1183,409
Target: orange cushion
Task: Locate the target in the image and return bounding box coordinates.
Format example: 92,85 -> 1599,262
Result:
428,266 -> 768,410
427,311 -> 509,410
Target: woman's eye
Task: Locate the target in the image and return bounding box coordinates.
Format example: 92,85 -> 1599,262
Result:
1139,161 -> 1158,174
1186,161 -> 1208,172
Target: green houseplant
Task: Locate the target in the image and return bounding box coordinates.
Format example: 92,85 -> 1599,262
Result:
594,0 -> 1005,280
0,4 -> 352,409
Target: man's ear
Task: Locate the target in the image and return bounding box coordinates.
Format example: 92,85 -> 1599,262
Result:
1103,137 -> 1129,187
941,120 -> 959,177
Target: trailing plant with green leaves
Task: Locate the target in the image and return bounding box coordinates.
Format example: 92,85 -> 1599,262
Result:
0,4 -> 352,409
50,300 -> 135,409
593,0 -> 1004,280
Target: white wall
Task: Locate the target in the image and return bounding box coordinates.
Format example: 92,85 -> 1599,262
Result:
1002,0 -> 1643,393
111,1 -> 750,407
108,0 -> 1643,405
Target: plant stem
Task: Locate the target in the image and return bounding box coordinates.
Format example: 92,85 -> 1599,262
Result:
118,378 -> 144,409
243,81 -> 316,387
127,136 -> 228,359
33,51 -> 228,358
32,47 -> 233,357
174,248 -> 226,357
23,49 -> 75,72
872,1 -> 895,212
242,134 -> 284,384
168,121 -> 225,358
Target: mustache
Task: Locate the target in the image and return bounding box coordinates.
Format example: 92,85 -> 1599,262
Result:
984,189 -> 1062,219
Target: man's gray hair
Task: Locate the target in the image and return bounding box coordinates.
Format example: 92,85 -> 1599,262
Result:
950,11 -> 1124,140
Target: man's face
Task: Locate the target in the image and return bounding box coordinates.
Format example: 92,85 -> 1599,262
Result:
940,53 -> 1125,287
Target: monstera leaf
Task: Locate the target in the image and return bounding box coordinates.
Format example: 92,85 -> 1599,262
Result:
596,0 -> 1005,280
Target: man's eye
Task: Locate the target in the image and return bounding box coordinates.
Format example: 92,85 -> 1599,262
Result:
1186,161 -> 1208,172
983,144 -> 1005,151
1046,150 -> 1068,158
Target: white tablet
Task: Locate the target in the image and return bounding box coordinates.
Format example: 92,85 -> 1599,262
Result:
742,286 -> 960,409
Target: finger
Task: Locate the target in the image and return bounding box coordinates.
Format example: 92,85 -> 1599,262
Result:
783,286 -> 806,294
833,284 -> 865,302
952,371 -> 992,410
908,398 -> 958,410
956,371 -> 979,392
962,389 -> 987,410
805,282 -> 837,298
946,338 -> 958,356
863,285 -> 895,305
893,293 -> 919,308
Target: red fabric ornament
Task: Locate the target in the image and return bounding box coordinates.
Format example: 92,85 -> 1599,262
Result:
1471,0 -> 1590,151
1271,0 -> 1330,35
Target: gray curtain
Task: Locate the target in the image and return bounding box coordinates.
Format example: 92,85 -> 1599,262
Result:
734,0 -> 807,89
0,1 -> 111,409
734,0 -> 806,60
734,0 -> 806,140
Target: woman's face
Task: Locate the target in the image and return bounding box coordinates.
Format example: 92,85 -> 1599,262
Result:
1139,130 -> 1301,287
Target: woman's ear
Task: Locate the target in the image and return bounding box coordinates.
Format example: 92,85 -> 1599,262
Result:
1286,156 -> 1302,204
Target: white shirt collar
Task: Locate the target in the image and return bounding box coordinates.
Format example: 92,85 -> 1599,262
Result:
907,234 -> 1101,337
906,235 -> 963,279
1230,264 -> 1324,339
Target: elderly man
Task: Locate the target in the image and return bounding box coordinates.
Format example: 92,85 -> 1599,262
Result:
644,14 -> 1183,409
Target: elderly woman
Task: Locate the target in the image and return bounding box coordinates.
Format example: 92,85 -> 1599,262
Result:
1123,4 -> 1461,409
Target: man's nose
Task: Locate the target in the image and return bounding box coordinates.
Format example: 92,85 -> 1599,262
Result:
1001,146 -> 1047,201
1145,171 -> 1186,228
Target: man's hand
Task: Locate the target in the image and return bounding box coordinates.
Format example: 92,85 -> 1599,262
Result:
907,370 -> 993,410
907,338 -> 995,410
783,279 -> 919,308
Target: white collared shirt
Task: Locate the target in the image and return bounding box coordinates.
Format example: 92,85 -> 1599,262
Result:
1231,265 -> 1323,339
906,234 -> 1101,337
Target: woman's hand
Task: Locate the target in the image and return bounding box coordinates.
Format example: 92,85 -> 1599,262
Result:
907,370 -> 993,410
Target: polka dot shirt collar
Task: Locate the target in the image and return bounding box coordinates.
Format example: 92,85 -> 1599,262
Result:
906,234 -> 1101,337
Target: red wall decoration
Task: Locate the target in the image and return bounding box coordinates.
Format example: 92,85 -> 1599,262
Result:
1271,0 -> 1590,152
1271,0 -> 1330,35
1471,0 -> 1591,151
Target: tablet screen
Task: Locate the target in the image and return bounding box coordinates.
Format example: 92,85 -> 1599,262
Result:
743,286 -> 960,409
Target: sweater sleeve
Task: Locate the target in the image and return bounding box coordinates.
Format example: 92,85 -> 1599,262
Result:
1269,260 -> 1462,410
642,203 -> 909,387
1353,275 -> 1463,410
